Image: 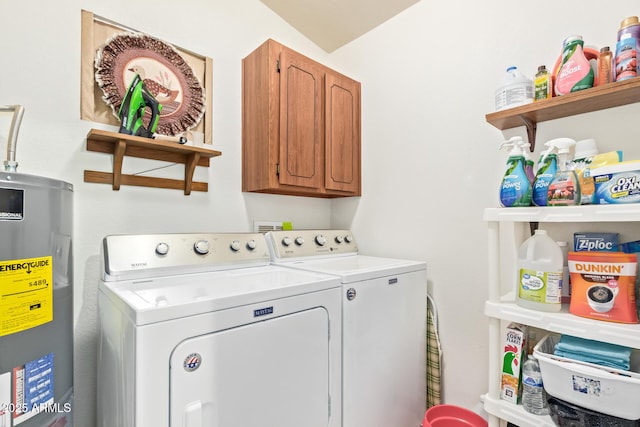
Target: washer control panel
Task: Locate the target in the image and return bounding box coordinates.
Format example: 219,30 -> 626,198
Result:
102,233 -> 270,280
266,229 -> 358,259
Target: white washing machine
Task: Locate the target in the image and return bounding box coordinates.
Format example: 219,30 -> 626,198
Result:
97,233 -> 342,427
266,230 -> 427,427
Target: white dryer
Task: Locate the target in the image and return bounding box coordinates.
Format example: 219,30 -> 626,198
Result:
97,233 -> 342,427
266,230 -> 427,427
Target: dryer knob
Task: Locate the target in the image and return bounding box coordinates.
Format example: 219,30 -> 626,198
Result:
315,235 -> 327,246
194,240 -> 210,255
335,235 -> 344,244
230,240 -> 241,252
246,239 -> 257,251
345,235 -> 354,243
155,242 -> 169,255
295,236 -> 305,246
282,237 -> 293,247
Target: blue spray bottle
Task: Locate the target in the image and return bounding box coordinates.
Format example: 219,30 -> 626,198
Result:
532,140 -> 560,206
499,138 -> 532,207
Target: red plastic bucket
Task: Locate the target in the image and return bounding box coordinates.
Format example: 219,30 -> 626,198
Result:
422,405 -> 488,427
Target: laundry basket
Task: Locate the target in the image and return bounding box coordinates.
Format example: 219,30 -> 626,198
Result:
422,404 -> 488,427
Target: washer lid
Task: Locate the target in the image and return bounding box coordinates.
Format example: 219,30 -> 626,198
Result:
278,255 -> 426,283
99,264 -> 341,325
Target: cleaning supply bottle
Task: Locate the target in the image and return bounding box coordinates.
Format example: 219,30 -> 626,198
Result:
499,139 -> 532,207
532,141 -> 559,206
512,136 -> 535,185
522,140 -> 535,185
597,46 -> 613,86
534,65 -> 552,101
614,33 -> 638,82
555,35 -> 594,95
521,355 -> 549,415
615,16 -> 640,81
495,66 -> 534,111
557,241 -> 571,304
618,16 -> 640,44
516,229 -> 563,312
547,138 -> 581,206
572,138 -> 598,205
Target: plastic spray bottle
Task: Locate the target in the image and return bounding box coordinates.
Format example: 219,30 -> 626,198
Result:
519,138 -> 536,185
532,141 -> 559,206
499,139 -> 533,207
547,138 -> 581,206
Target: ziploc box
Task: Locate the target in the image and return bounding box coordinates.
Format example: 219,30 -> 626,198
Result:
500,323 -> 528,403
592,161 -> 640,204
574,232 -> 618,252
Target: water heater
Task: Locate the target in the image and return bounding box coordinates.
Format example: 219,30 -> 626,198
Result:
0,106 -> 73,427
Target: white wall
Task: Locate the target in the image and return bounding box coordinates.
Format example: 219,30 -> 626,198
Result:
3,0 -> 640,425
1,1 -> 334,425
331,0 -> 640,411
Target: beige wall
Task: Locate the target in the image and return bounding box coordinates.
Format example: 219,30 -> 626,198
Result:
2,0 -> 640,425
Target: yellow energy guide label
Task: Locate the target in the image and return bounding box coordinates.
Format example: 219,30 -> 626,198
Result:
0,256 -> 53,336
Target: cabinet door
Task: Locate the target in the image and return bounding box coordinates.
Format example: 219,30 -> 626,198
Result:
325,73 -> 361,194
278,48 -> 325,189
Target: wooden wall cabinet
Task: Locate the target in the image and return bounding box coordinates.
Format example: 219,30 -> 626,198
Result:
242,39 -> 361,198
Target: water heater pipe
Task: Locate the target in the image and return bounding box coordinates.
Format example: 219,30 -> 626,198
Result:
1,105 -> 24,172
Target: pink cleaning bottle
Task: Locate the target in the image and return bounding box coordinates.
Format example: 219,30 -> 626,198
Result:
555,35 -> 594,96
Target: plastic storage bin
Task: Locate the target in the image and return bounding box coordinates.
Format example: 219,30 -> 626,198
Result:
534,334 -> 640,421
548,396 -> 640,427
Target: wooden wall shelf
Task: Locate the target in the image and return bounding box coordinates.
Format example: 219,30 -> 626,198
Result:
84,129 -> 222,195
485,78 -> 640,150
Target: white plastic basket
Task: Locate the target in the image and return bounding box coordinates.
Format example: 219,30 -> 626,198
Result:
533,333 -> 640,421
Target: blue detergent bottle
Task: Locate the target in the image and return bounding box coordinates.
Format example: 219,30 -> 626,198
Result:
532,140 -> 560,206
499,138 -> 532,207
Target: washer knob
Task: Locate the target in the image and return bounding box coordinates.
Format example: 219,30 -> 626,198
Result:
246,239 -> 257,251
194,240 -> 210,255
315,235 -> 327,246
345,235 -> 354,243
230,240 -> 241,252
155,242 -> 169,255
295,236 -> 305,246
282,237 -> 293,247
335,235 -> 344,244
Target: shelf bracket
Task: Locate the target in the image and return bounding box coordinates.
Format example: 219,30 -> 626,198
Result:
184,152 -> 201,195
113,140 -> 127,190
520,116 -> 537,151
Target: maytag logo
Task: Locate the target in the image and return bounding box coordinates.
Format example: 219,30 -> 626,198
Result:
130,262 -> 147,268
254,306 -> 274,317
389,278 -> 398,285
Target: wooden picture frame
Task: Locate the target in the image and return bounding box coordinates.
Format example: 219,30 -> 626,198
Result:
80,10 -> 213,145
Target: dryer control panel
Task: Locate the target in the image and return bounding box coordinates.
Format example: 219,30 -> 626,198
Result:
102,233 -> 270,281
266,229 -> 358,260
